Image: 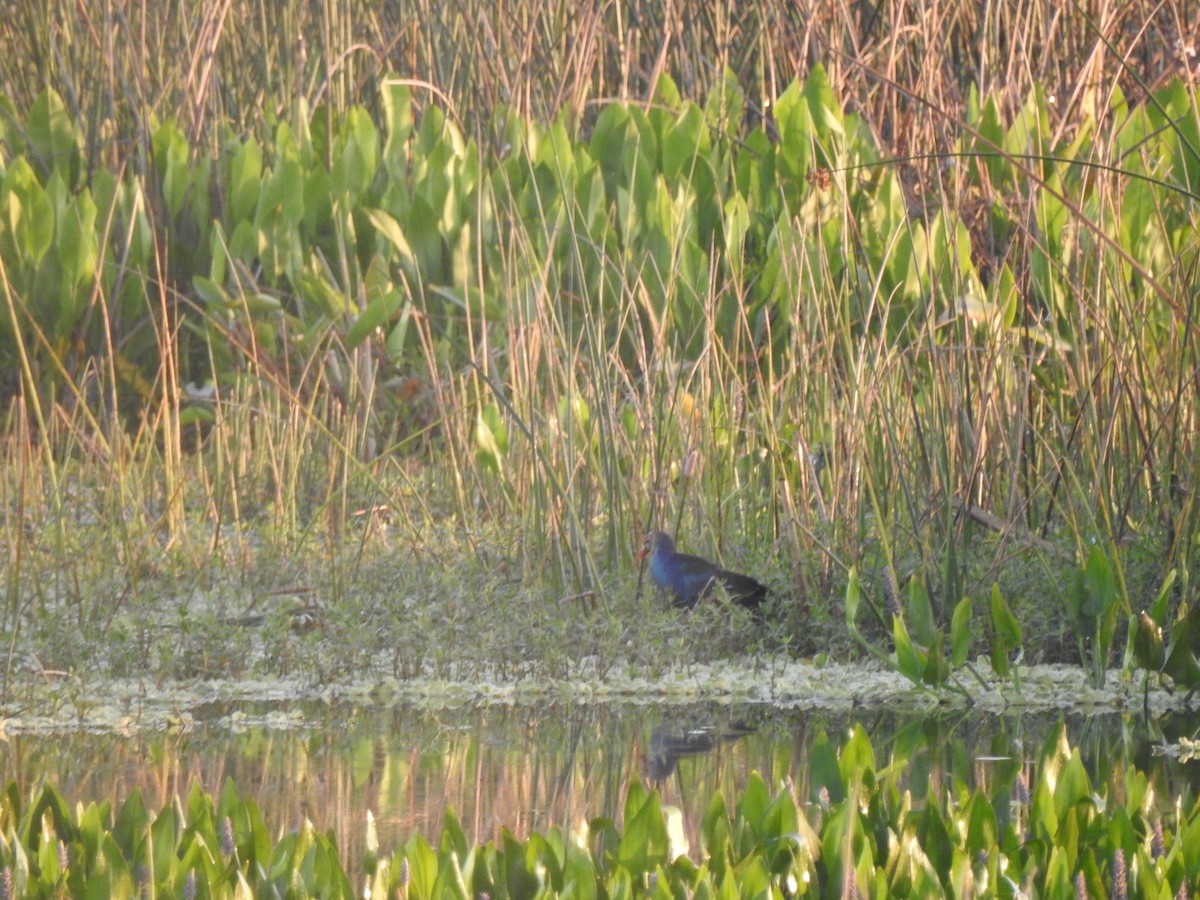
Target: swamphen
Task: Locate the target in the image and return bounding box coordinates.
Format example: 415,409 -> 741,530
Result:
640,531 -> 767,612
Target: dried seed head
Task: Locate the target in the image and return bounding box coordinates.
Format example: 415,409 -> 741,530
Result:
884,567 -> 902,617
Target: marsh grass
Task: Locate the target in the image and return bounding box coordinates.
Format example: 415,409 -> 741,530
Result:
2,0 -> 1191,159
0,0 -> 1197,687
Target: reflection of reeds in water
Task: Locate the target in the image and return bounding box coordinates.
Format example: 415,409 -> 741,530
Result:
0,706 -> 1167,871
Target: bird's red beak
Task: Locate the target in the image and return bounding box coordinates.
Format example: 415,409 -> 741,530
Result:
638,535 -> 650,559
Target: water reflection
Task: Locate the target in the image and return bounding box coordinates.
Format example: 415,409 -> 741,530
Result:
642,721 -> 756,783
0,702 -> 1193,870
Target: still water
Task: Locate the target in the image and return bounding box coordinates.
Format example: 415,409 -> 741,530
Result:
0,701 -> 1194,868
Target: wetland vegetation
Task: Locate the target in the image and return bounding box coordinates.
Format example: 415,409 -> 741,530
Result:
1,0 -> 1199,894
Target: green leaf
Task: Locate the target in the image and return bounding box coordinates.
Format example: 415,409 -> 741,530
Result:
722,193 -> 749,281
663,103 -> 708,182
922,631 -> 949,686
405,833 -> 439,900
57,186 -> 98,290
1081,545 -> 1118,622
1146,569 -> 1176,626
950,596 -> 972,667
844,567 -> 862,632
474,403 -> 508,472
1163,605 -> 1200,687
962,791 -> 997,851
699,791 -> 729,863
906,576 -> 937,648
809,732 -> 843,805
838,726 -> 876,787
432,848 -> 471,900
381,78 -> 414,171
1052,749 -> 1093,821
441,807 -> 469,860
968,92 -> 1008,186
150,803 -> 182,890
25,88 -> 83,183
332,106 -> 379,202
892,613 -> 923,684
228,139 -> 263,224
770,79 -> 809,155
95,833 -> 135,899
365,206 -> 418,271
77,800 -> 110,863
258,131 -> 306,226
802,63 -> 844,142
989,583 -> 1022,676
1,157 -> 55,267
736,772 -> 771,836
111,789 -> 149,861
347,285 -> 406,350
562,838 -> 598,900
618,783 -> 668,876
153,119 -> 192,219
37,809 -> 64,887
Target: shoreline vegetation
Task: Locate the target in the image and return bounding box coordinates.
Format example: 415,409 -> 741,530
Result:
2,0 -> 1200,894
0,1 -> 1196,688
2,723 -> 1198,897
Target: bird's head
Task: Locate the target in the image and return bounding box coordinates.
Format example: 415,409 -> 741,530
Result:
639,530 -> 674,559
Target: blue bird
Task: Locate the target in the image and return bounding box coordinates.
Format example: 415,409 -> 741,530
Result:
640,531 -> 766,612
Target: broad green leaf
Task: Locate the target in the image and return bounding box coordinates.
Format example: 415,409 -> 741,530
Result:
1,157 -> 55,267
618,784 -> 668,876
990,584 -> 1022,676
474,402 -> 508,472
258,130 -> 305,226
663,103 -> 708,182
723,193 -> 749,281
153,120 -> 193,219
1163,605 -> 1200,687
346,284 -> 405,350
704,68 -> 746,137
802,63 -> 843,141
332,106 -> 379,202
922,631 -> 949,686
228,139 -> 263,224
736,772 -> 771,836
892,614 -> 923,683
838,726 -> 876,787
96,833 -> 136,900
150,803 -> 182,891
1146,569 -> 1177,625
700,791 -> 730,866
431,847 -> 471,900
950,596 -> 972,667
380,77 -> 414,170
906,576 -> 937,648
57,186 -> 98,290
844,568 -> 862,630
25,88 -> 83,182
441,807 -> 469,860
1052,749 -> 1092,822
404,833 -> 439,900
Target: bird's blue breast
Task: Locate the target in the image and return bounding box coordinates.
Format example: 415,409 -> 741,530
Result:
650,552 -> 708,608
